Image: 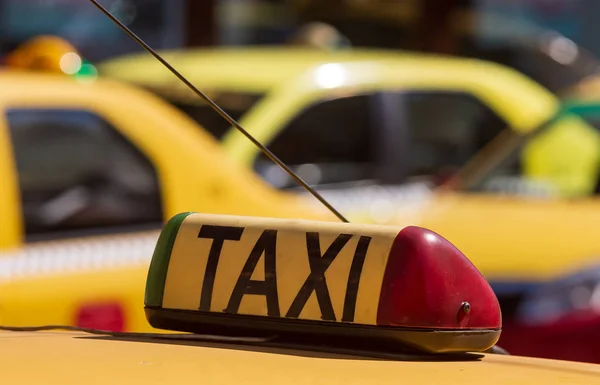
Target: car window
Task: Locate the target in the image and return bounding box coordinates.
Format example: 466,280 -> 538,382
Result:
253,91 -> 507,190
253,94 -> 376,189
6,108 -> 163,238
399,91 -> 507,179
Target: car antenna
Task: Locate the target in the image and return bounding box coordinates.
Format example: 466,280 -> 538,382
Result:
88,0 -> 348,223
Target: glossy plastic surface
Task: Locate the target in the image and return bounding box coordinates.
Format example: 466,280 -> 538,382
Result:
378,226 -> 502,329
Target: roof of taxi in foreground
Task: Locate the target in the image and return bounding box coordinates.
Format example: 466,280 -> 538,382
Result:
98,46 -> 548,94
2,331 -> 600,384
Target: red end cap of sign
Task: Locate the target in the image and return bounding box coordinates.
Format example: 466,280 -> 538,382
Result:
377,226 -> 501,330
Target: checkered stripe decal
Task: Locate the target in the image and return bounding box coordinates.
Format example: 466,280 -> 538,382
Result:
305,182 -> 434,211
0,230 -> 161,283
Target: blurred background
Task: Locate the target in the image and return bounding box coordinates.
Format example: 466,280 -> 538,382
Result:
2,0 -> 600,366
3,0 -> 600,89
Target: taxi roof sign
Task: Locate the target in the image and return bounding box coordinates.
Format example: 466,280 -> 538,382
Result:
144,212 -> 501,354
4,35 -> 78,73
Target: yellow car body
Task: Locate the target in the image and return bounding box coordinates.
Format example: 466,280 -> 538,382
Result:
3,330 -> 600,385
0,70 -> 330,331
99,47 -> 600,288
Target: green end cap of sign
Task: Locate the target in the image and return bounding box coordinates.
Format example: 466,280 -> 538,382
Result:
145,212 -> 195,307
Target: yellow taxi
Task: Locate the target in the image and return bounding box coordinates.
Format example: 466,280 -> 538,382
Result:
4,211 -> 600,384
0,39 -> 333,331
98,47 -> 600,290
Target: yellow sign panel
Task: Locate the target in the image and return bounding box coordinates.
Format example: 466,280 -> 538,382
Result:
162,213 -> 400,325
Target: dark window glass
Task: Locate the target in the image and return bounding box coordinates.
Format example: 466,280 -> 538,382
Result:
253,91 -> 506,189
401,91 -> 506,178
7,109 -> 163,237
254,94 -> 376,188
166,92 -> 263,140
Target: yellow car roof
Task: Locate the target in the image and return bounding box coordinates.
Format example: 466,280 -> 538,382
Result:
3,331 -> 600,385
99,47 -> 401,90
98,46 -> 537,94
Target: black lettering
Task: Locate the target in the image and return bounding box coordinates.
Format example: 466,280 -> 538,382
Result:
286,233 -> 352,321
341,236 -> 371,322
225,230 -> 280,316
198,225 -> 244,311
